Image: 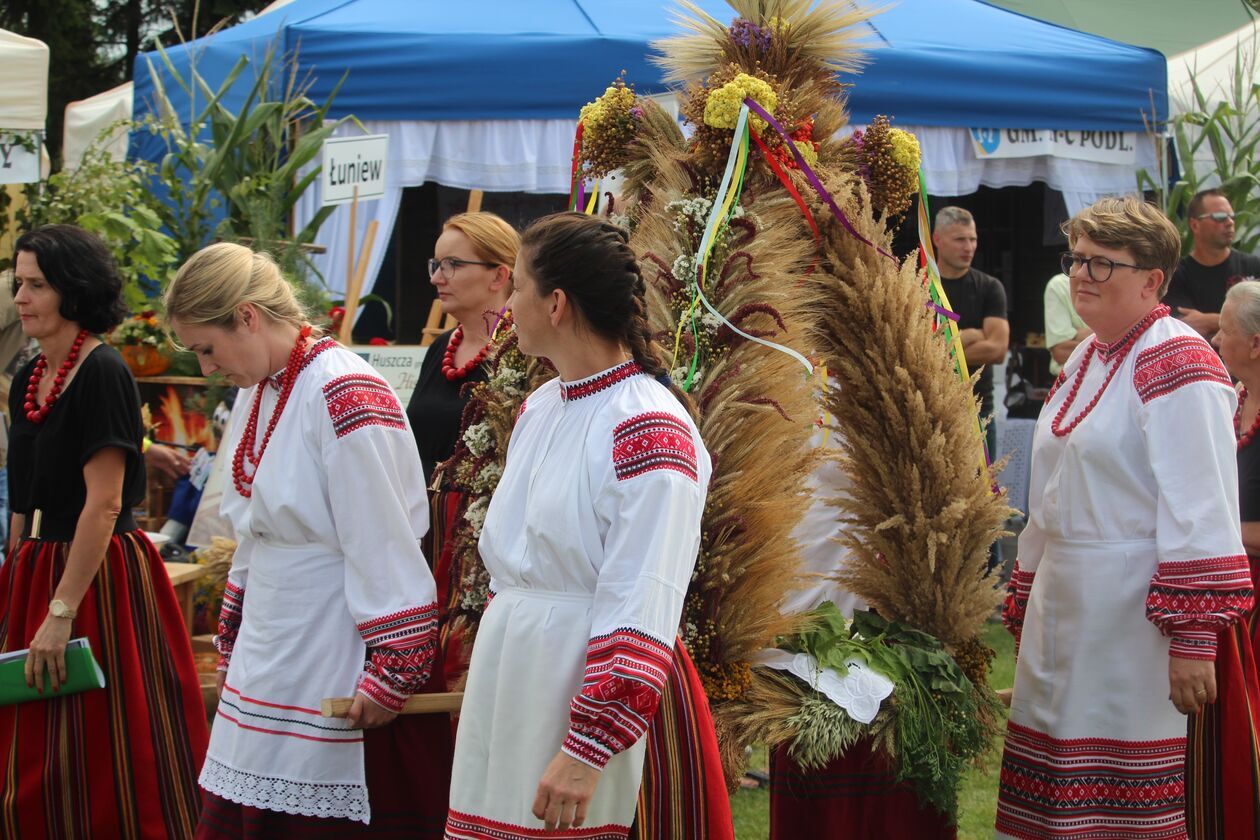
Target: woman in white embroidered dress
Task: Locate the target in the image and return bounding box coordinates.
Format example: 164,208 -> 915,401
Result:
996,197 -> 1253,839
445,213 -> 712,839
164,243 -> 452,838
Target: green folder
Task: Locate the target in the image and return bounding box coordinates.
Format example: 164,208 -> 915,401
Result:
0,638 -> 106,706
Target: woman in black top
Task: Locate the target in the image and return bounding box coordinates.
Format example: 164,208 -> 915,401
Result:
0,225 -> 207,837
406,211 -> 517,679
1190,279 -> 1260,836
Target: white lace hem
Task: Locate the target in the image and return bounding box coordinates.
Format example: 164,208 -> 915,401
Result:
199,756 -> 371,824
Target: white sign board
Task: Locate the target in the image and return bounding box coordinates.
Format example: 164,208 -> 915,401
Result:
0,133 -> 41,184
969,128 -> 1137,165
353,344 -> 428,405
321,134 -> 389,206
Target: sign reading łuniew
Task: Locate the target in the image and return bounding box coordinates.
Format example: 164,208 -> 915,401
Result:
321,134 -> 389,206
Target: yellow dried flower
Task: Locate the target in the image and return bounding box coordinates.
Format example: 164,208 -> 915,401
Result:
889,128 -> 921,174
793,139 -> 818,168
704,73 -> 778,133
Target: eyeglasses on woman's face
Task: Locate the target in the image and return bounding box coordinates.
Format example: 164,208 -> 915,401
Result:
428,256 -> 496,279
1060,251 -> 1153,284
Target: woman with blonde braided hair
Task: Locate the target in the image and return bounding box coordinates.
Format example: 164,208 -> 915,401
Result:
446,213 -> 730,839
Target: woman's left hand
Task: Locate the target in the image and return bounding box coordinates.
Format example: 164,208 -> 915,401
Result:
1169,655 -> 1217,715
25,613 -> 73,692
532,751 -> 601,832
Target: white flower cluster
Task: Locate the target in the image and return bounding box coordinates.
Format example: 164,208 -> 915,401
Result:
463,496 -> 490,535
666,196 -> 714,232
672,254 -> 699,287
474,462 -> 503,493
489,366 -> 527,398
462,422 -> 493,458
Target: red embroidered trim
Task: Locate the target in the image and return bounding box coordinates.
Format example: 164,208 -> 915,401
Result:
515,398 -> 527,422
323,373 -> 406,438
445,809 -> 628,839
996,721 -> 1187,839
1236,386 -> 1260,449
560,360 -> 642,402
355,602 -> 439,708
1146,554 -> 1253,659
215,580 -> 246,670
565,629 -> 673,769
1132,335 -> 1231,405
1002,563 -> 1035,647
611,412 -> 698,482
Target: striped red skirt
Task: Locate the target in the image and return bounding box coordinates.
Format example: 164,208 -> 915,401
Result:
0,531 -> 209,839
1186,600 -> 1260,839
770,737 -> 955,840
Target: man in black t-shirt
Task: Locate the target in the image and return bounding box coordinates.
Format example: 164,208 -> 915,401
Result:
1165,188 -> 1260,338
932,206 -> 1009,460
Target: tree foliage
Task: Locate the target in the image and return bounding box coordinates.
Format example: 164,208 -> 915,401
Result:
0,0 -> 268,165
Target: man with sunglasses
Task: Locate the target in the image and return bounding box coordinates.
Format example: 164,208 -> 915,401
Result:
1165,189 -> 1260,338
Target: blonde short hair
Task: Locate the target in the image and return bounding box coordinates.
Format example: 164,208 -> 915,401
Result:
164,242 -> 309,335
1062,197 -> 1181,297
443,212 -> 519,268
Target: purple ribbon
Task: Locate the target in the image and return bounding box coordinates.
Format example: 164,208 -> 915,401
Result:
929,301 -> 960,322
743,98 -> 897,263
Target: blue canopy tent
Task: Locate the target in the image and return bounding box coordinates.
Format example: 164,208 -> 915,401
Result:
130,0 -> 1167,299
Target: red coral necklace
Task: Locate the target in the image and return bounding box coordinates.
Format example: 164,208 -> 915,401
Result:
1236,386 -> 1260,449
442,326 -> 490,382
24,329 -> 89,424
1050,306 -> 1167,438
232,326 -> 312,498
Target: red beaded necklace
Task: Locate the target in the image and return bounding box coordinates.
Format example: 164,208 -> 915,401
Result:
1236,387 -> 1260,449
24,329 -> 89,424
442,325 -> 491,382
1050,306 -> 1167,438
232,326 -> 313,499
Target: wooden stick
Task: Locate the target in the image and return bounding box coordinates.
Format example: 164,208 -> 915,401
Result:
321,691 -> 464,717
339,219 -> 378,343
466,189 -> 483,213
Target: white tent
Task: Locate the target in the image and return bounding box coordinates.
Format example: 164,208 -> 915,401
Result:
62,82 -> 133,168
0,28 -> 48,131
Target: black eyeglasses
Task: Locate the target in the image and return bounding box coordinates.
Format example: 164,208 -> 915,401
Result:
428,256 -> 497,279
1060,252 -> 1153,283
1195,211 -> 1235,223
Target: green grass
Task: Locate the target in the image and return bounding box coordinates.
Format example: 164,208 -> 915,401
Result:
729,621 -> 1016,840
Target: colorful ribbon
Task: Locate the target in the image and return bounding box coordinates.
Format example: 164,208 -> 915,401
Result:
680,103 -> 816,387
568,121 -> 585,211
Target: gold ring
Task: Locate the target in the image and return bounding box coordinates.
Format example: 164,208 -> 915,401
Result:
1195,689 -> 1208,696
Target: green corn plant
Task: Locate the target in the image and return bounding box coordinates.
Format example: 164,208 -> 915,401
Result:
143,35 -> 356,306
1138,38 -> 1260,253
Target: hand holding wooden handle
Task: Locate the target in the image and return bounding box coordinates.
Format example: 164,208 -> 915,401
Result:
321,691 -> 464,718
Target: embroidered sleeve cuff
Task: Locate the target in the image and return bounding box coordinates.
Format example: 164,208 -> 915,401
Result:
561,731 -> 612,770
357,671 -> 407,713
1170,630 -> 1219,661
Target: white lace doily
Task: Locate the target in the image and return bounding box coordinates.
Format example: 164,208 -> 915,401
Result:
754,649 -> 894,724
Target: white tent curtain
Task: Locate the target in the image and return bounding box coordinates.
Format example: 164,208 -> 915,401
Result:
296,118 -> 1157,305
294,118 -> 576,302
838,124 -> 1159,216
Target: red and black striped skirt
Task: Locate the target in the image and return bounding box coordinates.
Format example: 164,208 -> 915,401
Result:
0,531 -> 209,839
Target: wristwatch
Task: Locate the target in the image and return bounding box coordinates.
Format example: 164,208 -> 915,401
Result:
48,599 -> 77,619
